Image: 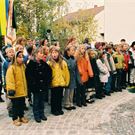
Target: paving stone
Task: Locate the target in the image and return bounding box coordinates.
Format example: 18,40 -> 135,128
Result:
0,90 -> 135,135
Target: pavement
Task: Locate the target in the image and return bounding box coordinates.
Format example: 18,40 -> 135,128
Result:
0,90 -> 135,135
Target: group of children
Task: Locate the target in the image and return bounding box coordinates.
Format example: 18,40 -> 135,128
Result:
0,37 -> 135,126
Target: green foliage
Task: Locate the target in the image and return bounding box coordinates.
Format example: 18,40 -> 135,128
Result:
14,0 -> 97,47
14,0 -> 68,39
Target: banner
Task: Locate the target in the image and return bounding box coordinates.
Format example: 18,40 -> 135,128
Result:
5,0 -> 16,46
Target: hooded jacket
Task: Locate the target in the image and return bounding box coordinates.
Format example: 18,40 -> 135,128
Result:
6,51 -> 27,98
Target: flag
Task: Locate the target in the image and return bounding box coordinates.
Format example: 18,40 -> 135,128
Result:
5,0 -> 16,46
0,0 -> 7,36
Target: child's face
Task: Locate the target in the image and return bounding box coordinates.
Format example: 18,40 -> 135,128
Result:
18,45 -> 24,52
68,47 -> 75,56
108,48 -> 113,54
122,44 -> 128,51
45,47 -> 49,55
36,50 -> 43,60
7,49 -> 14,59
16,53 -> 23,65
80,46 -> 86,55
116,46 -> 121,52
21,40 -> 26,46
51,50 -> 59,60
90,51 -> 96,58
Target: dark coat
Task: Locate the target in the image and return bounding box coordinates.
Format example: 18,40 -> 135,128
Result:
25,60 -> 52,93
87,57 -> 100,88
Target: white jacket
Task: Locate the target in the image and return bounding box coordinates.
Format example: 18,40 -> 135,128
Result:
96,59 -> 110,83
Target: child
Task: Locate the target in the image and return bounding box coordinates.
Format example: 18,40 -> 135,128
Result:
128,41 -> 135,87
63,45 -> 80,110
121,43 -> 130,88
47,46 -> 70,116
6,51 -> 29,126
75,45 -> 93,107
3,46 -> 15,116
26,47 -> 52,123
104,45 -> 117,94
96,51 -> 110,96
113,45 -> 125,91
88,49 -> 103,99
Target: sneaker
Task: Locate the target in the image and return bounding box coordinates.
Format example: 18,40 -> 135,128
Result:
35,118 -> 41,123
40,115 -> 47,121
86,99 -> 95,104
13,119 -> 22,126
76,104 -> 82,107
105,92 -> 111,96
64,107 -> 72,110
70,106 -> 76,110
82,103 -> 87,107
59,110 -> 64,115
20,117 -> 29,123
95,95 -> 102,99
52,111 -> 60,116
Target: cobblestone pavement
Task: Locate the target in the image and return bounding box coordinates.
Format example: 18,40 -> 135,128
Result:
0,90 -> 135,135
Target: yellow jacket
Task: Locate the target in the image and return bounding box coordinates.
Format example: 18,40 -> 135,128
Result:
47,60 -> 70,88
6,64 -> 28,98
113,52 -> 124,69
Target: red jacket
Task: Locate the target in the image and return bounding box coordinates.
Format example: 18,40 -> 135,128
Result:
123,51 -> 130,71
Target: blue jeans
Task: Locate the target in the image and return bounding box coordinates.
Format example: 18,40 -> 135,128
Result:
105,74 -> 112,93
33,92 -> 45,119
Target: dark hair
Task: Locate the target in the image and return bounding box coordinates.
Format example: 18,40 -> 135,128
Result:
121,39 -> 126,42
97,51 -> 105,59
40,38 -> 48,46
105,45 -> 112,51
11,51 -> 23,64
26,46 -> 33,55
2,45 -> 12,58
83,38 -> 89,44
131,41 -> 135,47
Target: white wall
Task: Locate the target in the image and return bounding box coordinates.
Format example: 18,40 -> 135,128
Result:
105,0 -> 135,44
95,10 -> 104,41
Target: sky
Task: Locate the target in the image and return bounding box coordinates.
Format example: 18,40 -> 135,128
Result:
68,0 -> 104,13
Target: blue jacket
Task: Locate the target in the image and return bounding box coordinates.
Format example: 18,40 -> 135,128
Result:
64,56 -> 81,89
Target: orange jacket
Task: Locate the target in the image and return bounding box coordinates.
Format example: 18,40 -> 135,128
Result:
77,56 -> 93,83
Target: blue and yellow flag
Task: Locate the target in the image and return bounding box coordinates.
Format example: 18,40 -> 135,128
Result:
0,0 -> 8,36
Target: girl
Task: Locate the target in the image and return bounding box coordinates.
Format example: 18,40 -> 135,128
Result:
75,45 -> 93,107
26,47 -> 52,123
47,46 -> 70,116
88,49 -> 103,99
3,46 -> 15,116
96,51 -> 110,96
6,51 -> 28,126
113,45 -> 125,91
64,45 -> 81,110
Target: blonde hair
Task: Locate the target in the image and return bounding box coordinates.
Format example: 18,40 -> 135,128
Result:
74,44 -> 87,60
49,46 -> 64,69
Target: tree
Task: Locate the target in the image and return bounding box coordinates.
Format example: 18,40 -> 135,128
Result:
14,0 -> 68,39
52,10 -> 98,47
